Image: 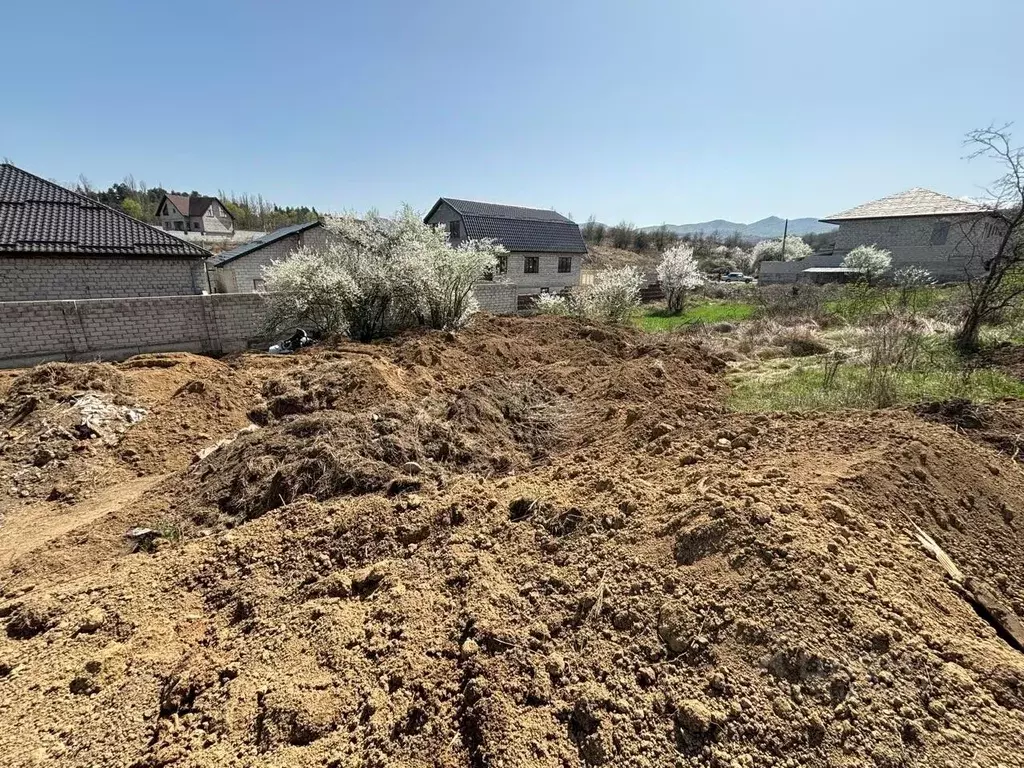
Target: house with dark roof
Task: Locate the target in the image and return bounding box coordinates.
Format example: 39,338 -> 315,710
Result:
209,221 -> 326,293
156,193 -> 235,236
0,164 -> 211,301
424,198 -> 587,297
760,188 -> 1005,284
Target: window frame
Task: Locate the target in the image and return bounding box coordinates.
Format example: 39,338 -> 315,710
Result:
498,254 -> 507,274
557,256 -> 572,274
448,220 -> 460,239
930,221 -> 950,246
524,256 -> 540,274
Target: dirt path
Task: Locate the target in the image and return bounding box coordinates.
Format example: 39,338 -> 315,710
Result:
0,476 -> 165,570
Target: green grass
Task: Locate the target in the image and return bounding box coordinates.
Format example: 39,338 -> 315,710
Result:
824,285 -> 952,323
729,361 -> 1024,412
637,301 -> 754,332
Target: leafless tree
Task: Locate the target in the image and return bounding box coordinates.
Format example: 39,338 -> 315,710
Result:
956,124 -> 1024,353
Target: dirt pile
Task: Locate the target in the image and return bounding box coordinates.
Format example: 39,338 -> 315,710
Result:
0,317 -> 1023,767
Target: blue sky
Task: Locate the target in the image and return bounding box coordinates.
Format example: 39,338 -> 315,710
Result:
1,0 -> 1021,225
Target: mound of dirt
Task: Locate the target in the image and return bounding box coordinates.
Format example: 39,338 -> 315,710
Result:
1,316 -> 1024,767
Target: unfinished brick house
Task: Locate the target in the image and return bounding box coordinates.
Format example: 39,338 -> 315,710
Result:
760,188 -> 1005,284
156,193 -> 235,235
0,164 -> 211,301
424,198 -> 587,298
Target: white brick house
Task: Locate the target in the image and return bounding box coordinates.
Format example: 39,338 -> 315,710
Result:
760,188 -> 1005,284
0,164 -> 211,301
424,198 -> 587,297
156,194 -> 235,236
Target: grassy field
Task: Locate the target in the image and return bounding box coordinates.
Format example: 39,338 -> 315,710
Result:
729,361 -> 1024,412
636,301 -> 754,332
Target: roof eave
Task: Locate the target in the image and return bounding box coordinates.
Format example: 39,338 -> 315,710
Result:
821,210 -> 988,225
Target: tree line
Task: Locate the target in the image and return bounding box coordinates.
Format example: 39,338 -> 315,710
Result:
73,174 -> 319,232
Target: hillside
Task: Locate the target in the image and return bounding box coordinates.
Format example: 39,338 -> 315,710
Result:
643,216 -> 836,239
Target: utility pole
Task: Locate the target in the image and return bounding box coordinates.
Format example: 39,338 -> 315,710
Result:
780,218 -> 789,260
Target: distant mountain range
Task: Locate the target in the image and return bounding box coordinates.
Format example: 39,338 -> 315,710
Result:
641,216 -> 836,240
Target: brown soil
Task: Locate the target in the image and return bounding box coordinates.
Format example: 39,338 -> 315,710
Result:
1,316 -> 1024,767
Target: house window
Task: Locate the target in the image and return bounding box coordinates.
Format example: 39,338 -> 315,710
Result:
253,279 -> 266,291
930,221 -> 950,246
174,221 -> 184,231
448,220 -> 460,239
192,221 -> 200,230
498,254 -> 507,274
524,256 -> 539,274
558,256 -> 572,273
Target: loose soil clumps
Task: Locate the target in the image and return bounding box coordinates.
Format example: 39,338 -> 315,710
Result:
0,316 -> 1023,767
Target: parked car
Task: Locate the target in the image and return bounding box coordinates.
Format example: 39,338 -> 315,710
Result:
722,272 -> 754,283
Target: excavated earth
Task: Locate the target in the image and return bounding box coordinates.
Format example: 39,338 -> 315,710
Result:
1,315 -> 1024,767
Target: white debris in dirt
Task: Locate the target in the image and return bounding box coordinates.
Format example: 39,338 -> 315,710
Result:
193,423 -> 260,464
71,393 -> 147,440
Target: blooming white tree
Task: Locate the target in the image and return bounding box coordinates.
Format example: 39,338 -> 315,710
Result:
657,244 -> 704,313
752,237 -> 812,266
730,247 -> 755,275
535,267 -> 642,324
842,244 -> 892,284
261,207 -> 505,341
419,237 -> 507,330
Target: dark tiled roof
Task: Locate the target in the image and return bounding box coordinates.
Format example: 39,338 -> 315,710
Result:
165,193 -> 190,216
211,221 -> 321,266
441,198 -> 574,223
427,197 -> 587,253
164,193 -> 231,219
0,165 -> 210,259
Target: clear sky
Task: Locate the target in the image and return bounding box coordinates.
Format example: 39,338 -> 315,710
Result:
1,0 -> 1021,225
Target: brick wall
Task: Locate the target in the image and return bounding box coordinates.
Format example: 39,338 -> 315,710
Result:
471,282 -> 517,314
0,256 -> 205,301
0,293 -> 269,369
494,251 -> 581,296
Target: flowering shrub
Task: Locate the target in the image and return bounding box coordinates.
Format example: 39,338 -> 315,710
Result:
893,265 -> 934,289
261,207 -> 504,341
843,244 -> 892,284
535,267 -> 642,324
585,266 -> 643,323
535,293 -> 572,316
752,237 -> 812,265
657,244 -> 704,313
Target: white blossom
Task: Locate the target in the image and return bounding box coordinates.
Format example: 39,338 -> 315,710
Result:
752,237 -> 812,265
657,244 -> 704,313
261,206 -> 504,340
843,244 -> 892,283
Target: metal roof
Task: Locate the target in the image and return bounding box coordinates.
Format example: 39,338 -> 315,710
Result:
821,188 -> 988,223
425,197 -> 587,254
210,221 -> 321,266
0,164 -> 210,259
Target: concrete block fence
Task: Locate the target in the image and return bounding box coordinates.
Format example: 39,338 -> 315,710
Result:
0,283 -> 519,369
